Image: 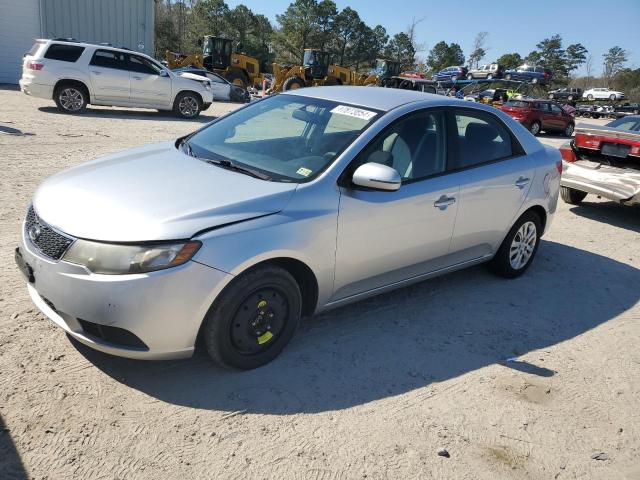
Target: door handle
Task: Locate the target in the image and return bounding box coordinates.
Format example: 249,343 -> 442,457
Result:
515,177 -> 530,189
132,75 -> 141,80
91,71 -> 101,75
434,195 -> 456,210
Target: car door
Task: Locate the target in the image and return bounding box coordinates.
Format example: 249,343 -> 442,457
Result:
537,102 -> 555,130
448,107 -> 535,260
548,103 -> 566,130
206,72 -> 231,100
88,49 -> 130,103
332,109 -> 460,301
128,54 -> 173,107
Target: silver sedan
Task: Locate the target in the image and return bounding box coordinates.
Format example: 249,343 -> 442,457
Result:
16,87 -> 561,369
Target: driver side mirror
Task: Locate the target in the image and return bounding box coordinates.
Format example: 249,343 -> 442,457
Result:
352,163 -> 401,191
159,70 -> 169,77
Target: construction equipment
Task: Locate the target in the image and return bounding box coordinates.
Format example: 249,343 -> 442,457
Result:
269,49 -> 365,93
357,59 -> 402,87
166,36 -> 266,89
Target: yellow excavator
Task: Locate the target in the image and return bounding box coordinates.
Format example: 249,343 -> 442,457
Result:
270,49 -> 365,92
166,36 -> 267,89
358,58 -> 403,87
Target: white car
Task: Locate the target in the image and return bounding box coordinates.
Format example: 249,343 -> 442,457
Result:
582,87 -> 626,101
20,39 -> 214,118
175,67 -> 250,103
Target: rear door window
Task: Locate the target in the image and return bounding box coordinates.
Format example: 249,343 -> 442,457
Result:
90,50 -> 127,70
44,44 -> 85,62
452,109 -> 515,170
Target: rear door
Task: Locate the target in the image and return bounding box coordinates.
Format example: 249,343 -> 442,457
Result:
88,49 -> 130,103
448,107 -> 534,260
128,54 -> 173,107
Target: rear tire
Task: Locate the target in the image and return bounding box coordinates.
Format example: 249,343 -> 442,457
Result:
560,186 -> 588,205
202,265 -> 302,370
54,83 -> 88,113
610,94 -> 616,101
587,94 -> 594,101
564,122 -> 575,137
529,121 -> 541,136
531,77 -> 538,84
489,211 -> 542,278
226,70 -> 248,88
467,73 -> 474,80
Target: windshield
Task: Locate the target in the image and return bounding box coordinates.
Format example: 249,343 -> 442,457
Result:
186,95 -> 380,182
371,59 -> 387,76
607,117 -> 640,131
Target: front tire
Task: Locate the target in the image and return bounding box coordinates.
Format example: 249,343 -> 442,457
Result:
203,265 -> 302,370
564,122 -> 575,137
610,94 -> 616,101
560,186 -> 588,205
587,94 -> 594,101
489,211 -> 541,278
283,76 -> 305,91
173,92 -> 202,118
54,84 -> 88,113
467,73 -> 474,80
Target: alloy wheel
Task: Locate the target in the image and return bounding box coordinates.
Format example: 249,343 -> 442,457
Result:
178,96 -> 198,117
509,221 -> 537,270
59,88 -> 84,111
530,122 -> 541,136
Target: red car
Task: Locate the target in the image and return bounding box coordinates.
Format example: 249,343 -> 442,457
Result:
500,99 -> 575,137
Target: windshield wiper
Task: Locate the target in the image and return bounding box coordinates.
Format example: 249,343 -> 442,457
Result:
205,158 -> 271,181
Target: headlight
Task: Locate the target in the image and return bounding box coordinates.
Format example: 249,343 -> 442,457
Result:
63,240 -> 201,274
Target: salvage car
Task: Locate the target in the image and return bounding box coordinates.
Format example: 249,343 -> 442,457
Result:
500,99 -> 575,136
466,63 -> 504,80
548,87 -> 582,102
504,65 -> 552,85
582,87 -> 626,101
174,67 -> 250,103
15,87 -> 561,369
20,39 -> 213,118
433,66 -> 468,81
615,103 -> 640,116
560,115 -> 640,205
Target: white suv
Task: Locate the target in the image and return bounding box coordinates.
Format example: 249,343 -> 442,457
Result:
20,39 -> 214,118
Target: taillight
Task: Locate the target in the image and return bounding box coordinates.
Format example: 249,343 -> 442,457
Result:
559,144 -> 577,163
27,61 -> 43,71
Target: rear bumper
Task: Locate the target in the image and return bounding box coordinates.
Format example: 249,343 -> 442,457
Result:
19,79 -> 53,99
562,160 -> 640,205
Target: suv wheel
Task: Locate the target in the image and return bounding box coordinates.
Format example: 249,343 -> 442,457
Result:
609,94 -> 616,101
564,122 -> 575,137
173,92 -> 202,118
54,84 -> 88,113
587,94 -> 594,101
202,265 -> 302,370
504,73 -> 512,80
560,186 -> 588,205
490,211 -> 541,278
529,121 -> 541,136
466,73 -> 473,80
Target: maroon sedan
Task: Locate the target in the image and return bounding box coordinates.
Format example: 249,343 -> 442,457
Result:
500,99 -> 575,137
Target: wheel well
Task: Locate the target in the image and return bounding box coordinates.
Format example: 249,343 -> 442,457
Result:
252,258 -> 319,317
176,90 -> 203,105
53,79 -> 89,99
525,205 -> 547,234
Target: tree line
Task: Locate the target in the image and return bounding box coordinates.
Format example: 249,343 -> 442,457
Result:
155,0 -> 636,96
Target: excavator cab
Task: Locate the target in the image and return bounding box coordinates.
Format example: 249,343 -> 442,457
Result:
202,36 -> 233,71
372,59 -> 401,79
303,49 -> 330,79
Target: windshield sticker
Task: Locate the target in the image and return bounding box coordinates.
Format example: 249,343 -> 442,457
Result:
296,167 -> 312,177
330,105 -> 376,121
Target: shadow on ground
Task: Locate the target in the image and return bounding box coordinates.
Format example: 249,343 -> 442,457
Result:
73,240 -> 639,414
38,106 -> 215,123
0,415 -> 27,480
570,201 -> 640,233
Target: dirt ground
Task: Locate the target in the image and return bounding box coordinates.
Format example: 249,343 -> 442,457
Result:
1,87 -> 639,480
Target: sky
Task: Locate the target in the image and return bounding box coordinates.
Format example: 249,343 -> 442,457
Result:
226,0 -> 640,75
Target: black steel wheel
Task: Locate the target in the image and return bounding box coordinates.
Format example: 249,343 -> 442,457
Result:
203,265 -> 302,370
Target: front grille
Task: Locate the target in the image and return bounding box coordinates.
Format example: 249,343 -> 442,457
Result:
24,206 -> 74,260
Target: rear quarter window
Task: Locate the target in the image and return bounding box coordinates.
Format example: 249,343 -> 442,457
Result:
44,44 -> 85,62
27,42 -> 44,56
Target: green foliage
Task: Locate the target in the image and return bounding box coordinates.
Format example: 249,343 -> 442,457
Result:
523,35 -> 588,84
384,33 -> 415,67
496,53 -> 522,70
426,41 -> 465,73
603,46 -> 628,82
611,68 -> 640,101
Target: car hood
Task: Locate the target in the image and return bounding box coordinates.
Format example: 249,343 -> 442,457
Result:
178,72 -> 210,83
33,141 -> 297,242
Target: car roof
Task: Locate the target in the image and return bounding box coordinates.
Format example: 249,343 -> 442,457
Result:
38,38 -> 150,58
281,86 -> 461,112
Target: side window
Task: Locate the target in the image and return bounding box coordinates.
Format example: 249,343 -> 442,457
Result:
452,109 -> 513,170
550,104 -> 562,114
128,55 -> 162,75
209,74 -> 225,83
44,44 -> 84,62
90,50 -> 127,70
540,103 -> 551,112
357,110 -> 447,182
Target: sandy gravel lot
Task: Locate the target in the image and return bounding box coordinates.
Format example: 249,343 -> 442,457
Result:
1,87 -> 639,480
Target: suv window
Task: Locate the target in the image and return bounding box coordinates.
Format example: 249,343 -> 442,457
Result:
357,110 -> 447,182
129,55 -> 163,75
550,104 -> 563,114
538,103 -> 551,112
44,44 -> 85,62
453,109 -> 513,169
90,49 -> 127,70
